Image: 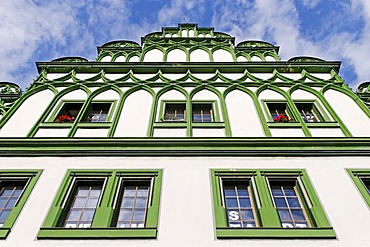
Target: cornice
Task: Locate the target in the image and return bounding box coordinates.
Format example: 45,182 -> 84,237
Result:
0,137 -> 369,157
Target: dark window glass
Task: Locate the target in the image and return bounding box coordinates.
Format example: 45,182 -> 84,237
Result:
164,103 -> 186,121
295,103 -> 321,122
55,103 -> 83,122
360,178 -> 370,194
267,103 -> 293,122
192,103 -> 213,122
85,103 -> 111,122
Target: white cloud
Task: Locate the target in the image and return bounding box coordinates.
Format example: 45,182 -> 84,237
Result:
301,0 -> 322,9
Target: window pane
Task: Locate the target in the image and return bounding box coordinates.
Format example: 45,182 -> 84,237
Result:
164,103 -> 186,121
116,183 -> 150,228
63,185 -> 102,228
360,178 -> 370,194
270,183 -> 309,228
85,103 -> 111,122
0,184 -> 25,227
223,181 -> 257,228
55,103 -> 83,122
295,103 -> 320,122
267,103 -> 293,122
192,104 -> 213,122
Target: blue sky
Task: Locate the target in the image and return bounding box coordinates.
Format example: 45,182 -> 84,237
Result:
1,0 -> 370,91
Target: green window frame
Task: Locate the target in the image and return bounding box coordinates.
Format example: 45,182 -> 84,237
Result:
159,100 -> 220,123
47,100 -> 116,124
262,100 -> 332,124
347,170 -> 370,207
0,170 -> 42,239
38,169 -> 162,239
211,169 -> 335,238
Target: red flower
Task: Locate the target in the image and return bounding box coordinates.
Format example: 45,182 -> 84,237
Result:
273,114 -> 291,123
57,115 -> 73,122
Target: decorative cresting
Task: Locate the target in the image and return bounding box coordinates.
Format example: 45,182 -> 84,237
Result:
0,82 -> 21,118
52,57 -> 88,63
356,82 -> 370,109
96,23 -> 280,62
288,57 -> 325,63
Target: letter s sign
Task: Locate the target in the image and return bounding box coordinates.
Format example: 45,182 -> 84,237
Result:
228,211 -> 240,220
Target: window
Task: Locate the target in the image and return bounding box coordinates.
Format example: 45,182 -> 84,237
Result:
270,180 -> 310,228
266,103 -> 293,122
347,170 -> 370,207
211,169 -> 335,238
55,103 -> 83,122
38,170 -> 162,239
113,179 -> 151,228
163,103 -> 186,121
222,179 -> 258,228
192,103 -> 213,122
160,101 -> 219,123
295,103 -> 322,122
62,183 -> 103,228
0,170 -> 42,239
84,103 -> 111,122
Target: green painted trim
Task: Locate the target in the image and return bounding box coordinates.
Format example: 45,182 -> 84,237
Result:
216,227 -> 335,239
0,170 -> 42,239
37,228 -> 157,239
210,169 -> 335,239
347,169 -> 370,207
27,85 -> 91,137
0,138 -> 370,156
288,84 -> 351,137
38,169 -> 162,239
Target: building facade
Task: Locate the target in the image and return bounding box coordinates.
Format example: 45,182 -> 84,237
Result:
0,24 -> 369,246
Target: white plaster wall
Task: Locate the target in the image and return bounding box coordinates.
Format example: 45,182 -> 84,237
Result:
291,89 -> 317,100
46,73 -> 68,80
265,55 -> 276,61
1,156 -> 369,247
156,90 -> 186,120
190,49 -> 210,62
309,128 -> 345,137
34,128 -> 71,137
251,56 -> 262,61
93,90 -> 120,101
258,89 -> 285,100
114,90 -> 152,137
115,55 -> 126,62
325,90 -> 370,136
74,73 -> 99,80
226,90 -> 264,137
270,128 -> 305,137
191,73 -> 215,80
279,73 -> 302,80
105,74 -> 129,80
100,55 -> 112,62
192,128 -> 225,137
250,73 -> 273,80
0,90 -> 54,137
237,56 -> 248,62
129,56 -> 140,62
143,49 -> 163,62
153,128 -> 187,137
167,49 -> 186,62
46,89 -> 88,120
74,128 -> 109,137
213,49 -> 234,62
